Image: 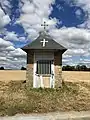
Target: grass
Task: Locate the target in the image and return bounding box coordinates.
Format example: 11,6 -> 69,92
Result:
0,81 -> 90,116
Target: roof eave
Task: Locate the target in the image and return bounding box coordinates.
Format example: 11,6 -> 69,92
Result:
21,48 -> 29,53
62,48 -> 67,54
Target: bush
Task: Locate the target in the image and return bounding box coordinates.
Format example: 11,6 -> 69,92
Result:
62,65 -> 90,71
62,65 -> 75,71
21,67 -> 26,70
0,67 -> 4,70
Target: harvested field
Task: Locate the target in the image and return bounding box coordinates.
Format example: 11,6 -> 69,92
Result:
0,70 -> 89,83
0,71 -> 90,116
62,71 -> 90,83
0,70 -> 26,82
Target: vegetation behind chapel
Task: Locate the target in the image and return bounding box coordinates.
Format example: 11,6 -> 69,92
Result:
62,65 -> 90,71
0,65 -> 90,71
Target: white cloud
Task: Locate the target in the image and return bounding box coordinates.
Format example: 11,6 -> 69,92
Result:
65,49 -> 87,56
73,0 -> 90,29
4,31 -> 18,41
22,2 -> 35,14
75,9 -> 82,18
9,48 -> 27,58
0,0 -> 89,68
17,0 -> 56,40
0,37 -> 27,69
27,29 -> 39,40
4,31 -> 26,42
0,0 -> 11,15
49,27 -> 90,49
62,58 -> 72,62
0,38 -> 13,48
0,8 -> 11,29
6,46 -> 15,51
84,59 -> 90,62
6,48 -> 27,69
63,54 -> 72,59
56,4 -> 64,11
16,0 -> 90,68
49,27 -> 90,66
3,15 -> 11,25
0,57 -> 7,61
62,58 -> 74,66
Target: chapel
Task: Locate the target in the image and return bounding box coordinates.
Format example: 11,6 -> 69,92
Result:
22,22 -> 67,88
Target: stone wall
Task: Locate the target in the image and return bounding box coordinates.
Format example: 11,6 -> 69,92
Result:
54,52 -> 62,88
26,51 -> 34,88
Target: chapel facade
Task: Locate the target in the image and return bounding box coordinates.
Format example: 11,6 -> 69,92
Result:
22,31 -> 67,88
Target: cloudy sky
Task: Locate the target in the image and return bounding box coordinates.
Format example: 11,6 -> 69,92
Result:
0,0 -> 90,69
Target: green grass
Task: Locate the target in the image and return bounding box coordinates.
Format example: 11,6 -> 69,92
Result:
0,81 -> 90,116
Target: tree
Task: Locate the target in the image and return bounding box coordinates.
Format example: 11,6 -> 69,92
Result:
62,65 -> 75,71
76,65 -> 81,71
62,65 -> 90,71
88,68 -> 90,71
0,67 -> 4,70
21,67 -> 26,70
80,65 -> 87,71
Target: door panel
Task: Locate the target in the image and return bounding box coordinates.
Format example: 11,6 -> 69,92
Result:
43,76 -> 50,88
35,75 -> 51,88
33,52 -> 54,88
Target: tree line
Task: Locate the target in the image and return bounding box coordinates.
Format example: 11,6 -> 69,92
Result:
21,65 -> 90,71
0,65 -> 90,71
0,67 -> 26,70
62,65 -> 90,71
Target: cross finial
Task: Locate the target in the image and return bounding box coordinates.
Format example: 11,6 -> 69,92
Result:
41,21 -> 48,31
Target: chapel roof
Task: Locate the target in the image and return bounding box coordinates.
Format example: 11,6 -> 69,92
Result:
22,31 -> 67,52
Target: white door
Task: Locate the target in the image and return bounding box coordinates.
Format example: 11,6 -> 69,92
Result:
33,60 -> 54,88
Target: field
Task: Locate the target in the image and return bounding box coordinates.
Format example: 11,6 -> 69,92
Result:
0,70 -> 26,82
0,70 -> 90,116
0,70 -> 89,83
62,71 -> 90,83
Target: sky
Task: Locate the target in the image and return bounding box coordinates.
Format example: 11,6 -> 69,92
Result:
0,0 -> 90,69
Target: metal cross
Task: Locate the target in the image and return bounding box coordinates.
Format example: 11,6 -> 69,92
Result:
40,39 -> 48,47
41,21 -> 48,30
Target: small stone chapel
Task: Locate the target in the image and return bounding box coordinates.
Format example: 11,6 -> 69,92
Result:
22,22 -> 67,88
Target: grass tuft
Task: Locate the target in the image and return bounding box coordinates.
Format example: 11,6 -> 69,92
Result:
0,81 -> 90,116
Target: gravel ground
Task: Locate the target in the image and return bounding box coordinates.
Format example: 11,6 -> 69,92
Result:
0,111 -> 90,120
